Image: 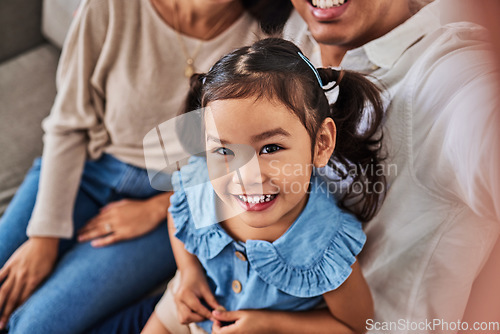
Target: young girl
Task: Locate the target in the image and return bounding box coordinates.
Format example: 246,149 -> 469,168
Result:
143,38 -> 386,334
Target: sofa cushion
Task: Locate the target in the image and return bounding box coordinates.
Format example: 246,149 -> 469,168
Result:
0,0 -> 45,62
42,0 -> 81,49
0,44 -> 59,216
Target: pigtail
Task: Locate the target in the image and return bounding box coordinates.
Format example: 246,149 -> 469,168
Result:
183,73 -> 205,115
318,68 -> 386,222
175,73 -> 206,157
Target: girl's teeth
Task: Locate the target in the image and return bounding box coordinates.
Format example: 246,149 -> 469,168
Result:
238,194 -> 276,204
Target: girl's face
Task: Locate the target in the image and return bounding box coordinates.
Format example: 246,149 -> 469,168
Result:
205,97 -> 335,242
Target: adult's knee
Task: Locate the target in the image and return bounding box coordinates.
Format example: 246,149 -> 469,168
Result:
7,301 -> 85,334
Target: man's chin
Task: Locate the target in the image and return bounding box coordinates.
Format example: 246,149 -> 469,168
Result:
309,18 -> 364,47
309,26 -> 349,46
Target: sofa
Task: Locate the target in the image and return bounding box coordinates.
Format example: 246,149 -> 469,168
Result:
0,0 -> 80,216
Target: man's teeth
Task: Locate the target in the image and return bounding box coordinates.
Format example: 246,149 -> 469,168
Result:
311,0 -> 345,9
238,194 -> 277,204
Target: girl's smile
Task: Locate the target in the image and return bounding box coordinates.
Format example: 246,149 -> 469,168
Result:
233,193 -> 278,211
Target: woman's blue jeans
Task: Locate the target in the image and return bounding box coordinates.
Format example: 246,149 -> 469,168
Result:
0,154 -> 176,334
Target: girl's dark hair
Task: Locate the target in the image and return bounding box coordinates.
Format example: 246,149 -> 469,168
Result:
242,0 -> 294,35
182,38 -> 386,222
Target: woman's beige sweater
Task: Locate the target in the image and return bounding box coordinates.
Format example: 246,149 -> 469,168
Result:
27,0 -> 262,238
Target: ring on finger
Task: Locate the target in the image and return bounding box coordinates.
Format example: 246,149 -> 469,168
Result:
104,223 -> 113,233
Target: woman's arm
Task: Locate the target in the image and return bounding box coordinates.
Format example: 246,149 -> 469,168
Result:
0,2 -> 112,329
212,261 -> 372,334
28,0 -> 110,240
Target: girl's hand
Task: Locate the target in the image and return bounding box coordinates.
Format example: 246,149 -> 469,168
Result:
212,309 -> 267,334
212,310 -> 270,334
213,308 -> 358,334
77,193 -> 172,247
0,237 -> 59,329
174,267 -> 221,324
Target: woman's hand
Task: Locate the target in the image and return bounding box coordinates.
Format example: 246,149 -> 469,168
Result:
78,192 -> 172,247
0,237 -> 59,329
174,266 -> 221,324
212,309 -> 268,334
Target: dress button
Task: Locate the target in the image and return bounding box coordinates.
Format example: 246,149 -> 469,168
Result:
234,251 -> 247,261
232,280 -> 242,294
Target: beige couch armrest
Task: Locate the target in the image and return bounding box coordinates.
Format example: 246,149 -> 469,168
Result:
42,0 -> 81,49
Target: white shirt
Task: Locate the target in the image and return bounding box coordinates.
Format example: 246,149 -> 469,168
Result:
284,2 -> 500,332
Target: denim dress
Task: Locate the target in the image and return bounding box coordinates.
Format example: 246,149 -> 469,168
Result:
170,157 -> 366,333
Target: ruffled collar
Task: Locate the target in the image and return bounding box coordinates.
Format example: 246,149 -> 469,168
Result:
173,157 -> 346,254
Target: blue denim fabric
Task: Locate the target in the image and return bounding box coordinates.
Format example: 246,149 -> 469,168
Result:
0,154 -> 176,334
170,157 -> 366,333
87,294 -> 162,334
